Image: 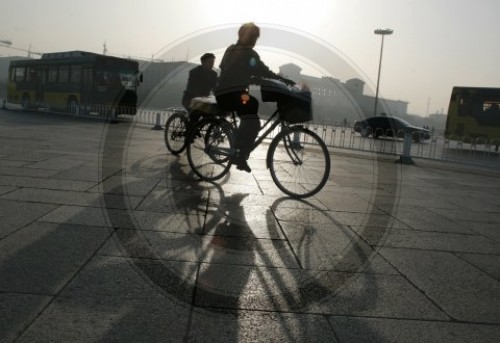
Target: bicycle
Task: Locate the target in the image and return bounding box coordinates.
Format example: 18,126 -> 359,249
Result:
164,107 -> 191,155
164,99 -> 238,155
185,78 -> 331,198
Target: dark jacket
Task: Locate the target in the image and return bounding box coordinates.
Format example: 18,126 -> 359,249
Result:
215,43 -> 280,96
182,66 -> 218,106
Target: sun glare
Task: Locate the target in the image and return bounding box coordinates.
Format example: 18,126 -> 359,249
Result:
196,0 -> 332,34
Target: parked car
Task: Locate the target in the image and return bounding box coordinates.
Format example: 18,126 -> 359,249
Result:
353,116 -> 430,143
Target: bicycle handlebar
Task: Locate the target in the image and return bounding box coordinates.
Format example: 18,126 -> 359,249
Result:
251,77 -> 300,91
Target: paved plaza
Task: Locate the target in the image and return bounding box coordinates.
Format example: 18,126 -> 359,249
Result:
1,109 -> 500,342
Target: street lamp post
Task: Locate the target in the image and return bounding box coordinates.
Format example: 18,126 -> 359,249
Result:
373,28 -> 393,117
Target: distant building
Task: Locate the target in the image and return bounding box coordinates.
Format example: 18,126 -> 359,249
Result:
137,60 -> 195,108
343,78 -> 408,117
279,63 -> 409,123
137,60 -> 410,123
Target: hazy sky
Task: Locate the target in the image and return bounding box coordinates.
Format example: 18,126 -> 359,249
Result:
1,0 -> 499,116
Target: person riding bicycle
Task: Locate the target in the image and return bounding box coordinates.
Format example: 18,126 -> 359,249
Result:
215,22 -> 294,173
182,52 -> 218,128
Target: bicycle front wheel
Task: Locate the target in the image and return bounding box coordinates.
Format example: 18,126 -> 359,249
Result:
268,126 -> 330,198
187,118 -> 234,181
164,112 -> 188,155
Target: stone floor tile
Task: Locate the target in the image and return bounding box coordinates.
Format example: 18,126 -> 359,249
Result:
380,248 -> 500,323
329,316 -> 500,343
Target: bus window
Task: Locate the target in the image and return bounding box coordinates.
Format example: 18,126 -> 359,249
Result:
484,102 -> 500,115
59,66 -> 70,83
27,67 -> 37,82
457,94 -> 481,118
70,66 -> 81,84
477,101 -> 500,127
95,71 -> 107,92
108,72 -> 122,88
48,67 -> 58,83
95,71 -> 122,92
118,72 -> 137,89
15,67 -> 26,81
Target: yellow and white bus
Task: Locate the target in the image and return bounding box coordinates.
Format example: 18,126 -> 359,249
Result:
7,50 -> 141,115
445,87 -> 500,145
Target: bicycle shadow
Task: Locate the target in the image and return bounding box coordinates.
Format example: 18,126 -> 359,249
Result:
110,149 -> 394,341
100,140 -> 392,341
265,196 -> 384,308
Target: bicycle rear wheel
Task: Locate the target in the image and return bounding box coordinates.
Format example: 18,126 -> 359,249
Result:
187,118 -> 234,181
164,112 -> 188,155
268,126 -> 330,198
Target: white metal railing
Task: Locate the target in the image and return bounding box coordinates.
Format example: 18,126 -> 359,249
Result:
123,111 -> 500,167
259,122 -> 498,167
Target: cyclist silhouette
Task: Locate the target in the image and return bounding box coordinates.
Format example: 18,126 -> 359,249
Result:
182,53 -> 217,110
215,22 -> 294,173
182,52 -> 218,128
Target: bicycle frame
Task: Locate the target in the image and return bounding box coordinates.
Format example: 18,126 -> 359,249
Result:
251,109 -> 283,152
252,109 -> 306,167
205,108 -> 302,158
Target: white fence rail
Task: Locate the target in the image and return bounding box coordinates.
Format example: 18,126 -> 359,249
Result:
306,124 -> 500,167
129,108 -> 499,167
3,100 -> 499,168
